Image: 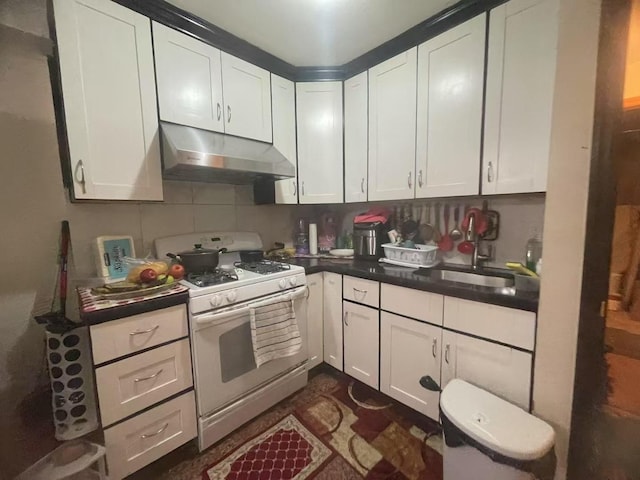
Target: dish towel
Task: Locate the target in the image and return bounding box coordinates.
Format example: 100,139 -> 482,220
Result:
249,298 -> 302,367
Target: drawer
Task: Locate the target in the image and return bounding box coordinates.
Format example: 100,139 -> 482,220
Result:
443,297 -> 536,350
96,339 -> 193,426
104,391 -> 196,480
343,276 -> 379,308
380,283 -> 443,325
90,305 -> 188,364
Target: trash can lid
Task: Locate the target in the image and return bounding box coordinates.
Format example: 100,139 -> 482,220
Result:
440,379 -> 555,461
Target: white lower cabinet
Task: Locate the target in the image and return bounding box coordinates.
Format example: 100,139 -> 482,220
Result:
380,312 -> 442,421
306,273 -> 324,369
323,273 -> 343,370
104,391 -> 196,480
343,301 -> 379,389
440,330 -> 533,409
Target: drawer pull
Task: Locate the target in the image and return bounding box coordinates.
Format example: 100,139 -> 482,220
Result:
140,422 -> 169,439
352,287 -> 367,300
129,325 -> 160,336
134,369 -> 163,383
432,338 -> 437,358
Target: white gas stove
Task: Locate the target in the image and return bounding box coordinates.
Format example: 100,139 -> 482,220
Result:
154,232 -> 309,451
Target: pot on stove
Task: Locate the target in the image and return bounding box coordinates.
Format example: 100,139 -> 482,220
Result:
166,244 -> 227,274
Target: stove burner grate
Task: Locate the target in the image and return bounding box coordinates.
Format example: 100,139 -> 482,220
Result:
187,269 -> 239,287
233,260 -> 291,275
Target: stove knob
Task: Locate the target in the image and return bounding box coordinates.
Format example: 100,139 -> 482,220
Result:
289,277 -> 297,287
279,279 -> 287,289
209,295 -> 220,307
226,291 -> 237,303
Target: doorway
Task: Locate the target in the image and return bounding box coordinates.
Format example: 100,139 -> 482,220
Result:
569,0 -> 640,478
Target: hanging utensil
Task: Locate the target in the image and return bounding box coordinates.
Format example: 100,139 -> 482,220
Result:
438,204 -> 454,252
450,205 -> 463,241
419,203 -> 435,243
433,203 -> 442,242
35,220 -> 76,334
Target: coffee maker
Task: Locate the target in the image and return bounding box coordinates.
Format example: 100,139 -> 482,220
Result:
353,221 -> 387,259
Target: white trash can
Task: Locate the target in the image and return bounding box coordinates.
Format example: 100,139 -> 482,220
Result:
440,379 -> 556,480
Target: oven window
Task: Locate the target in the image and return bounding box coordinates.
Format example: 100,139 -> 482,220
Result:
219,321 -> 257,383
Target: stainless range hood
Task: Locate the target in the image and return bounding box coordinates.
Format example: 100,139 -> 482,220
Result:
160,122 -> 295,184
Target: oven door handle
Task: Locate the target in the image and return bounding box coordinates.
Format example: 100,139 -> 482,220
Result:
195,306 -> 252,326
194,286 -> 308,327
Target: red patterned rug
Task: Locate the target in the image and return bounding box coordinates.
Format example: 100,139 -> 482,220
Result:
202,370 -> 443,480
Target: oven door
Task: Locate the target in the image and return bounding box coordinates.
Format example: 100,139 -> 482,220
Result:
191,286 -> 308,417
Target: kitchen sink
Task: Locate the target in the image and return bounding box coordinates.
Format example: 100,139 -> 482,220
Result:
430,269 -> 515,288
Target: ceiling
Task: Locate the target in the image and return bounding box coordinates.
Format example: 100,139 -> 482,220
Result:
165,0 -> 459,67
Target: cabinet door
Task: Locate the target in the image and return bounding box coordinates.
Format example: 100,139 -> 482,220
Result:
221,52 -> 272,142
482,0 -> 559,194
344,72 -> 368,203
53,0 -> 162,201
272,74 -> 298,204
416,14 -> 485,198
381,312 -> 441,421
323,272 -> 343,370
306,273 -> 324,369
296,82 -> 344,204
368,48 -> 417,201
343,302 -> 379,389
441,330 -> 533,409
153,21 -> 224,133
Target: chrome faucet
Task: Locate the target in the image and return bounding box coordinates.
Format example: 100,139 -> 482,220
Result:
466,213 -> 493,271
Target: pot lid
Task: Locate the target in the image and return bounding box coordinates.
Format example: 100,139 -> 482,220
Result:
178,244 -> 220,256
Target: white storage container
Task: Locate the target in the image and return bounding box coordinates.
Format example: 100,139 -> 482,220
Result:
381,243 -> 438,267
440,379 -> 555,480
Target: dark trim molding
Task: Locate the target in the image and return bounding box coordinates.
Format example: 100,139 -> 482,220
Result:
114,0 -> 298,80
113,0 -> 508,82
342,0 -> 505,78
568,0 -> 630,477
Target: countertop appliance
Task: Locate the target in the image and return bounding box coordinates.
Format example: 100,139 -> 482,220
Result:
154,232 -> 308,451
353,221 -> 387,259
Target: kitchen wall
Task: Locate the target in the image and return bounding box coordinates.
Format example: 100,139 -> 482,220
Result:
0,6 -> 294,475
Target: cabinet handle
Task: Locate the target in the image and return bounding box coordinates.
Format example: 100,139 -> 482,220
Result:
432,338 -> 437,358
407,171 -> 412,189
217,103 -> 221,121
140,422 -> 169,439
129,325 -> 159,336
418,170 -> 423,188
352,287 -> 367,300
301,181 -> 305,196
74,159 -> 86,194
360,177 -> 365,194
134,368 -> 163,383
343,311 -> 349,327
445,344 -> 450,364
487,161 -> 494,183
292,181 -> 297,196
227,105 -> 232,123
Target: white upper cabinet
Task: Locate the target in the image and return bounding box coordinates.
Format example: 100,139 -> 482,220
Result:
344,72 -> 368,203
272,74 -> 298,204
296,82 -> 344,204
416,14 -> 486,198
368,47 -> 417,201
482,0 -> 559,194
53,0 -> 162,201
153,21 -> 224,133
221,52 -> 273,142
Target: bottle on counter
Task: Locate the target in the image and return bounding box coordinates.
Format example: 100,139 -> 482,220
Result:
295,218 -> 309,255
525,231 -> 543,272
309,223 -> 318,255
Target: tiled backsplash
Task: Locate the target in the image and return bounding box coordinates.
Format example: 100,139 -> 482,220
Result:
295,195 -> 546,268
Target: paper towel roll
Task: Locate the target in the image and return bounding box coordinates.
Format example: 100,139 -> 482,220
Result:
309,223 -> 318,255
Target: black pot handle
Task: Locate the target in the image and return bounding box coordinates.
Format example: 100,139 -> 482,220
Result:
166,253 -> 180,262
219,247 -> 228,254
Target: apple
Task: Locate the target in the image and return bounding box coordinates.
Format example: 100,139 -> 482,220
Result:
169,264 -> 185,280
139,268 -> 157,283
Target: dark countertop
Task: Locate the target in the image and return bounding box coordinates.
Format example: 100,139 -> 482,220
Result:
78,285 -> 190,325
285,258 -> 539,312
